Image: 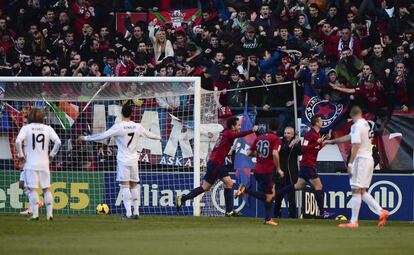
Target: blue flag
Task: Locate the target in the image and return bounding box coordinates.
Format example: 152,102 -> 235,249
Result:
234,101 -> 257,207
234,103 -> 256,169
302,83 -> 349,132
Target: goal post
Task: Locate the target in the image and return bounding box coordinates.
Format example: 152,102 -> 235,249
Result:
0,77 -> 302,218
0,76 -> 208,216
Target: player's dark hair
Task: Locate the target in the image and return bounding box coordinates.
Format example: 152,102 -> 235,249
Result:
27,108 -> 45,124
268,119 -> 279,132
311,114 -> 321,126
350,106 -> 362,117
121,104 -> 133,118
226,116 -> 239,129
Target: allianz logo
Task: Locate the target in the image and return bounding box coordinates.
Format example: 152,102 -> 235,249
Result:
367,180 -> 402,215
306,180 -> 402,215
114,181 -> 246,214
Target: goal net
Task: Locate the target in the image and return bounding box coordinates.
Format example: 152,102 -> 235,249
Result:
0,77 -> 228,216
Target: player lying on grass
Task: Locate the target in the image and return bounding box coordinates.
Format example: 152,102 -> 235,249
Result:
16,108 -> 61,221
79,104 -> 161,220
176,116 -> 258,216
235,119 -> 283,226
324,106 -> 389,228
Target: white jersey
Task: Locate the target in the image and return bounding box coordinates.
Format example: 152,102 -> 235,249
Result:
16,123 -> 61,171
350,118 -> 372,159
84,120 -> 160,165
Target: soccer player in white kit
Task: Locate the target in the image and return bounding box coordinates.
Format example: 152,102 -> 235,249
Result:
15,108 -> 61,221
79,104 -> 161,219
324,106 -> 389,228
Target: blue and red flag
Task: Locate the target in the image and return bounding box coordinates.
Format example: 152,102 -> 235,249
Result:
234,101 -> 257,205
302,83 -> 349,132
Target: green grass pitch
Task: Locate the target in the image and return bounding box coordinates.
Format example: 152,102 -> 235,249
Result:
1,215 -> 413,255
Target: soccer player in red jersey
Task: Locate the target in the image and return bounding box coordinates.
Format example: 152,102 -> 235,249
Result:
235,119 -> 283,225
275,115 -> 330,218
176,117 -> 258,216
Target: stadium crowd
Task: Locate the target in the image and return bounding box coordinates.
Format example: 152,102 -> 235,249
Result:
0,0 -> 414,131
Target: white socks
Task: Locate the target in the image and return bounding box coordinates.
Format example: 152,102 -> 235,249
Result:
350,193 -> 362,224
121,186 -> 132,217
29,190 -> 39,218
130,185 -> 140,216
44,190 -> 53,219
24,187 -> 30,197
362,192 -> 382,215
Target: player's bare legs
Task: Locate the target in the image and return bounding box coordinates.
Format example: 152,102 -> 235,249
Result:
201,181 -> 213,191
293,178 -> 308,190
120,181 -> 132,218
130,181 -> 140,219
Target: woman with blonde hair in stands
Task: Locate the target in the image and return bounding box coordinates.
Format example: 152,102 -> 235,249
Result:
148,19 -> 174,65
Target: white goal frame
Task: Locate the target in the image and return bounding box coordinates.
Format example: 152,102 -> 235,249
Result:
0,76 -> 202,216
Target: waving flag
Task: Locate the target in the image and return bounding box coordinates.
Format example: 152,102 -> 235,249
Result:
234,101 -> 257,205
149,8 -> 202,28
302,83 -> 348,132
49,102 -> 79,131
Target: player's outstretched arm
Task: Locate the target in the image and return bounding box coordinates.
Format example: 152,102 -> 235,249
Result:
81,124 -> 119,142
323,134 -> 351,145
228,125 -> 259,139
140,126 -> 162,140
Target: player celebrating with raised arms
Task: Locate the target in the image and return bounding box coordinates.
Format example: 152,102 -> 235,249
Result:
176,116 -> 258,216
235,119 -> 283,226
324,106 -> 389,228
16,108 -> 61,221
274,114 -> 330,219
79,104 -> 161,220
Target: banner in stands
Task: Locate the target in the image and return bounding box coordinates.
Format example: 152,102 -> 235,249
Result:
379,111 -> 414,170
302,83 -> 349,133
331,111 -> 414,171
115,12 -> 148,34
149,8 -> 202,28
0,171 -> 103,214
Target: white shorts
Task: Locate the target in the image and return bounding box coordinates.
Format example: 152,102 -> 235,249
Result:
116,162 -> 139,182
350,157 -> 374,189
19,171 -> 25,182
24,170 -> 51,189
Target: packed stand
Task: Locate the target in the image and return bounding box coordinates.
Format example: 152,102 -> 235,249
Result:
0,0 -> 414,134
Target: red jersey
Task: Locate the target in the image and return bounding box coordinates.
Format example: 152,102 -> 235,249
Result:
209,129 -> 253,165
250,133 -> 281,174
300,128 -> 323,168
355,84 -> 387,109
